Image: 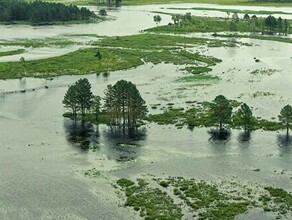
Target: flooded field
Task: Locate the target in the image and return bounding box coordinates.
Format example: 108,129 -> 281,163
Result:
0,3 -> 291,220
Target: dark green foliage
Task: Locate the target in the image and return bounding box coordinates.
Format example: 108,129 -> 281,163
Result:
0,0 -> 96,24
265,15 -> 277,32
243,13 -> 250,19
117,178 -> 183,219
210,95 -> 232,132
117,178 -> 135,187
278,105 -> 292,136
98,9 -> 107,16
62,78 -> 93,116
63,84 -> 79,116
104,80 -> 147,127
92,95 -> 101,121
234,103 -> 255,133
153,15 -> 162,25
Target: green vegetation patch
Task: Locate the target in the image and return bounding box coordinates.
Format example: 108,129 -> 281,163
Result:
183,66 -> 213,74
169,7 -> 292,16
0,34 -> 225,79
0,48 -> 144,79
212,33 -> 292,44
260,187 -> 292,217
147,15 -> 291,35
117,177 -> 292,219
0,38 -> 79,48
0,49 -> 25,57
117,178 -> 183,219
147,100 -> 282,131
178,74 -> 219,82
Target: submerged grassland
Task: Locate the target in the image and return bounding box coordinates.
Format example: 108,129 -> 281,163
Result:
0,34 -> 237,79
116,176 -> 292,220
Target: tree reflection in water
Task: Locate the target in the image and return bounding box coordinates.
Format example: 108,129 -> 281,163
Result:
103,126 -> 147,162
237,131 -> 251,148
277,134 -> 292,153
64,119 -> 99,151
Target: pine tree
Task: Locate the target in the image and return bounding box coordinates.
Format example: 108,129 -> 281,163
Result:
210,95 -> 232,133
236,103 -> 254,133
279,105 -> 292,137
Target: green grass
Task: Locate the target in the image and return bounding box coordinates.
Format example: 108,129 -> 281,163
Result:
183,66 -> 213,74
0,38 -> 79,48
178,74 -> 219,82
118,177 -> 292,220
117,178 -> 183,219
212,33 -> 292,44
147,16 -> 292,35
0,48 -> 144,79
147,101 -> 283,131
168,7 -> 292,16
0,49 -> 25,57
0,34 -> 225,79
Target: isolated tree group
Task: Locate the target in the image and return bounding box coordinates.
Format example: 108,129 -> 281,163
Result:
63,79 -> 147,127
104,80 -> 147,127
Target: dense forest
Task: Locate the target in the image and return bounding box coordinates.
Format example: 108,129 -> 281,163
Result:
0,0 -> 96,24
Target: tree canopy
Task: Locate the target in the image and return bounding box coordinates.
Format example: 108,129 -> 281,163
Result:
235,103 -> 254,133
279,105 -> 292,136
210,95 -> 232,133
63,78 -> 93,117
0,0 -> 96,24
104,80 -> 147,127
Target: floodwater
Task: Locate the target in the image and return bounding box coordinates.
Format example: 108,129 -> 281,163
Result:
0,3 -> 292,220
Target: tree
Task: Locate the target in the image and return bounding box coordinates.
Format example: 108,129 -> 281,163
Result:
277,17 -> 283,35
63,84 -> 79,117
62,78 -> 93,117
103,80 -> 147,127
243,13 -> 250,20
232,13 -> 239,20
74,78 -> 93,116
153,15 -> 162,26
210,95 -> 232,133
98,9 -> 107,16
283,19 -> 289,36
235,103 -> 254,133
278,105 -> 292,137
92,95 -> 101,121
265,15 -> 277,33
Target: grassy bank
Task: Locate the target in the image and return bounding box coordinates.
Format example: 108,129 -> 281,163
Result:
0,34 -> 228,79
212,33 -> 292,44
0,49 -> 25,57
147,16 -> 292,35
166,7 -> 292,16
0,37 -> 80,48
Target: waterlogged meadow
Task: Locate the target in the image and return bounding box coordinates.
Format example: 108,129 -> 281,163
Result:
0,2 -> 291,220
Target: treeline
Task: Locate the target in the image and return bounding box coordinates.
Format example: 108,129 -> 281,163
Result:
253,0 -> 292,2
0,0 -> 96,24
63,78 -> 147,128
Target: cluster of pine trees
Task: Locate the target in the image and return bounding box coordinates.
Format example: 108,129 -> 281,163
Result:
0,0 -> 96,24
63,79 -> 147,128
104,80 -> 148,127
210,95 -> 292,137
